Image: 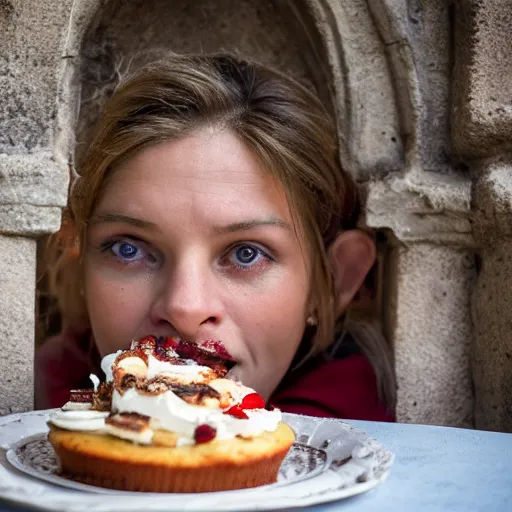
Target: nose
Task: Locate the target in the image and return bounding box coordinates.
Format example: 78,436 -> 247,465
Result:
150,256 -> 224,341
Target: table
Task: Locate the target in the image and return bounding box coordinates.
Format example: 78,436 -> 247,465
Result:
1,420 -> 511,512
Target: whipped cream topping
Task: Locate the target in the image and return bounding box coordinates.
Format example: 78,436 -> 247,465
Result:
51,410 -> 109,431
112,386 -> 281,442
145,354 -> 215,384
101,351 -> 122,382
62,402 -> 92,412
50,346 -> 281,445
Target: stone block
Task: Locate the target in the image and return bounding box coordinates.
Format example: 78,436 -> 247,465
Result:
364,168 -> 473,245
0,0 -> 74,153
0,204 -> 62,236
0,235 -> 36,415
387,244 -> 475,427
0,152 -> 67,236
452,0 -> 512,158
0,152 -> 68,207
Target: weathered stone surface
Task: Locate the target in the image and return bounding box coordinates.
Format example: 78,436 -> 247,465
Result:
369,0 -> 454,173
0,151 -> 67,236
473,159 -> 512,242
452,0 -> 512,158
472,241 -> 512,433
388,243 -> 475,427
472,161 -> 512,432
0,235 -> 36,415
0,205 -> 62,236
0,0 -> 74,153
364,168 -> 473,245
302,0 -> 403,178
0,152 -> 68,207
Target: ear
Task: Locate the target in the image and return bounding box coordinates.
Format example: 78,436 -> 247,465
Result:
327,230 -> 376,317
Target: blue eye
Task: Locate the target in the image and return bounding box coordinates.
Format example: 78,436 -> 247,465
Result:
111,241 -> 143,261
230,245 -> 266,268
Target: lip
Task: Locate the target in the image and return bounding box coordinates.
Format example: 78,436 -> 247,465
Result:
197,339 -> 236,362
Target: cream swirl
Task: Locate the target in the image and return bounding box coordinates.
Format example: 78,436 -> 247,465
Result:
50,410 -> 109,431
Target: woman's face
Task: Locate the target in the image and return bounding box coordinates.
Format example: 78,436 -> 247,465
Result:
84,127 -> 311,399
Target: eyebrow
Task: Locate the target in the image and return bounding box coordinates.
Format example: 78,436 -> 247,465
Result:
213,218 -> 292,234
90,212 -> 291,234
89,213 -> 160,231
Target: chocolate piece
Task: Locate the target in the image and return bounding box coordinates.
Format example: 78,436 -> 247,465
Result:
68,389 -> 93,403
170,382 -> 221,405
136,376 -> 221,405
92,382 -> 113,411
105,412 -> 151,433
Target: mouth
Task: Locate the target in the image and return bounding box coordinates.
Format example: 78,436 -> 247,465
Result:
136,336 -> 237,372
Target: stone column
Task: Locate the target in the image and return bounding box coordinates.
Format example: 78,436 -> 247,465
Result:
0,156 -> 68,415
0,236 -> 36,414
0,1 -> 76,414
452,0 -> 512,432
365,171 -> 475,427
471,163 -> 512,432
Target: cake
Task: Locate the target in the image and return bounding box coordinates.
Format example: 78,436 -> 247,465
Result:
47,336 -> 295,493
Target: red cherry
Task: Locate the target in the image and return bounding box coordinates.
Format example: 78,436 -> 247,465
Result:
194,424 -> 217,444
240,393 -> 265,410
224,404 -> 249,419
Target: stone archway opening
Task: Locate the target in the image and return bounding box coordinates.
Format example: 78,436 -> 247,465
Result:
74,0 -> 334,166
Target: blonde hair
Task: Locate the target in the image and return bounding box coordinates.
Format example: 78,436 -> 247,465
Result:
46,53 -> 396,409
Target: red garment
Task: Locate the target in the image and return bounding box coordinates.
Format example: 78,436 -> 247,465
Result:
35,329 -> 101,410
35,330 -> 394,422
270,353 -> 394,422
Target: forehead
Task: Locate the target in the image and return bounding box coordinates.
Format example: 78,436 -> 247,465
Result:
95,128 -> 293,226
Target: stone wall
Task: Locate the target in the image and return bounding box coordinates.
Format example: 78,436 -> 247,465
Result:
1,0 -> 511,432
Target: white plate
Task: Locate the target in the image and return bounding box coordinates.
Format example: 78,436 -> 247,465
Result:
0,410 -> 393,511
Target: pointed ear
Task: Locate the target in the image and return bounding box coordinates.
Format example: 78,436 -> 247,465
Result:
327,230 -> 376,317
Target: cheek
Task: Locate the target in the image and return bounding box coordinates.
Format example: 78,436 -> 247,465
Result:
83,266 -> 150,355
227,271 -> 309,392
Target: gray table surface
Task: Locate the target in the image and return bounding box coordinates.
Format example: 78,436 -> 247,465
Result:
1,419 -> 511,512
